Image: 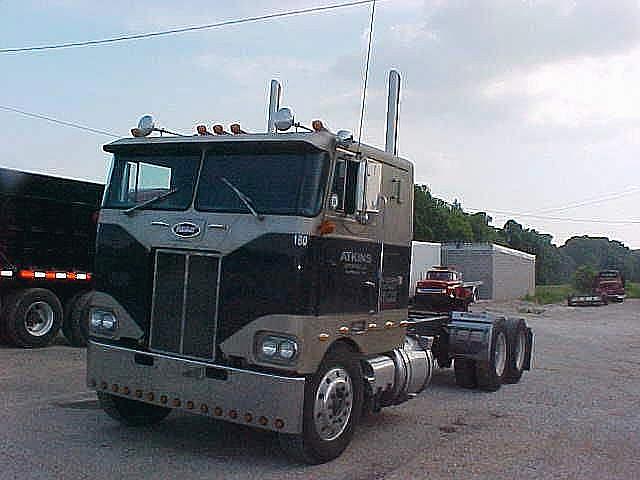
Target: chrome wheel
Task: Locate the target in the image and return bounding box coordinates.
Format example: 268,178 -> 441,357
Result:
514,331 -> 526,371
494,332 -> 507,377
314,367 -> 353,441
24,301 -> 54,337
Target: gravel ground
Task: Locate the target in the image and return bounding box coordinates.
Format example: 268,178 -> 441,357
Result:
0,300 -> 638,479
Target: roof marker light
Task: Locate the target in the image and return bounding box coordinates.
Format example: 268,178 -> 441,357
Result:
212,124 -> 230,135
312,120 -> 325,132
196,125 -> 212,136
230,123 -> 247,135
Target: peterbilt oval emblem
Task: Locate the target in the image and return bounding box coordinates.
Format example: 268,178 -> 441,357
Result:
172,222 -> 201,238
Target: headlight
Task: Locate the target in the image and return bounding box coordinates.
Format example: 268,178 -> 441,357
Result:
261,339 -> 278,357
90,310 -> 118,335
256,334 -> 298,363
278,340 -> 297,360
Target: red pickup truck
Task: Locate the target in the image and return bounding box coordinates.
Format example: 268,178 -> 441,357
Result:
414,267 -> 482,311
594,270 -> 626,302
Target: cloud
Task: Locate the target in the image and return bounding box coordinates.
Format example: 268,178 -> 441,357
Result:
484,48 -> 640,128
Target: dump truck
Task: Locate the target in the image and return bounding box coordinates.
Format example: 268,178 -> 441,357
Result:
86,71 -> 533,464
0,168 -> 102,347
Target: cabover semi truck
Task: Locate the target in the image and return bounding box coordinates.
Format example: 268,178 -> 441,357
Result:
0,167 -> 102,347
86,71 -> 533,464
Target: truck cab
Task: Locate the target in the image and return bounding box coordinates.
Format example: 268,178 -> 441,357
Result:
594,270 -> 625,302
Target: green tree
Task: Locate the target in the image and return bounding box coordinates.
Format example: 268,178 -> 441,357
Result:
573,265 -> 597,292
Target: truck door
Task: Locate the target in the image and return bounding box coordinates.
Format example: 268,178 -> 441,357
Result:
316,154 -> 381,316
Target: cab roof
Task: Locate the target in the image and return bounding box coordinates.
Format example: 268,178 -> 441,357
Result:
103,131 -> 413,172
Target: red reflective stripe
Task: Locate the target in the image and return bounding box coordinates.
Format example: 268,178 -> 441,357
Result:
16,270 -> 92,281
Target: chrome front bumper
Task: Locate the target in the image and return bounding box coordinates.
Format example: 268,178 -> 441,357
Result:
87,341 -> 305,434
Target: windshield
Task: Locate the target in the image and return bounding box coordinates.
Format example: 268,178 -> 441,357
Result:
426,271 -> 455,281
598,271 -> 619,279
195,150 -> 330,217
103,153 -> 200,211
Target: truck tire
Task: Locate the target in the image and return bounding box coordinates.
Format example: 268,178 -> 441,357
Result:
62,291 -> 93,347
475,320 -> 507,392
503,318 -> 528,384
2,289 -> 63,348
278,344 -> 364,464
454,358 -> 478,389
98,391 -> 171,426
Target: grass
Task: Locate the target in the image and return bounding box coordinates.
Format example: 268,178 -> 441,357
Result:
523,284 -> 572,305
523,282 -> 640,303
627,282 -> 640,299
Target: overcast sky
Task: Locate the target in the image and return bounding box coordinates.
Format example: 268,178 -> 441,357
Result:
1,0 -> 639,248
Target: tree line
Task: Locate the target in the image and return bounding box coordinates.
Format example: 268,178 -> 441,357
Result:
413,185 -> 640,284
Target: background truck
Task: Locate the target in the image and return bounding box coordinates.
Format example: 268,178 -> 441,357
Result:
594,269 -> 625,302
86,71 -> 533,464
567,269 -> 625,306
0,167 -> 102,347
413,266 -> 482,311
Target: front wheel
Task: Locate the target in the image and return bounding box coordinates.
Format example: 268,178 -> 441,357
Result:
98,392 -> 171,426
278,344 -> 364,464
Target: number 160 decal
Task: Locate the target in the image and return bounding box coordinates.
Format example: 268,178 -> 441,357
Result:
293,233 -> 309,247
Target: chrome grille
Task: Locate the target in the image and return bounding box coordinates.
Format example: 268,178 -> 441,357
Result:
149,250 -> 220,361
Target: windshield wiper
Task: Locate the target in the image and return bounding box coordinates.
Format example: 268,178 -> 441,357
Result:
123,188 -> 181,216
219,177 -> 264,221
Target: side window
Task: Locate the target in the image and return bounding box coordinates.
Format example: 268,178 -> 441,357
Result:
358,159 -> 382,212
118,162 -> 172,204
330,157 -> 360,215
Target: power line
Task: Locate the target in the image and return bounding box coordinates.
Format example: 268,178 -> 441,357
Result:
0,105 -> 119,137
0,0 -> 375,54
356,0 -> 376,152
466,207 -> 640,225
529,187 -> 640,214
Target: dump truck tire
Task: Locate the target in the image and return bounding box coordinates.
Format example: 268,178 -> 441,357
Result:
62,291 -> 93,347
2,288 -> 63,348
98,391 -> 171,426
278,344 -> 363,464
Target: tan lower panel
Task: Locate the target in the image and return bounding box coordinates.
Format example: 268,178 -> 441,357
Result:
219,309 -> 408,375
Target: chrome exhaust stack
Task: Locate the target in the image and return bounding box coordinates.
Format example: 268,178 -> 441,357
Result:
267,79 -> 282,133
363,335 -> 434,409
385,69 -> 401,155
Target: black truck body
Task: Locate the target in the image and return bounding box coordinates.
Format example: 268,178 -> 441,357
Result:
0,167 -> 103,347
